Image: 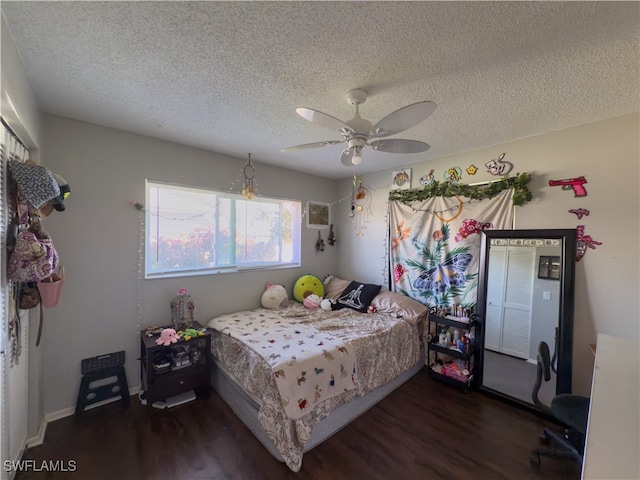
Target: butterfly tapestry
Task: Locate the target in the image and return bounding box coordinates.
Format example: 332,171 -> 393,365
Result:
399,224 -> 477,307
389,190 -> 515,310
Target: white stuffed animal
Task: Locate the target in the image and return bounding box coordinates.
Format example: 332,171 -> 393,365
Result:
261,282 -> 289,309
320,298 -> 336,311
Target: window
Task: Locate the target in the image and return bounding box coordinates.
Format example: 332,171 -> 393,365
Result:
145,181 -> 301,278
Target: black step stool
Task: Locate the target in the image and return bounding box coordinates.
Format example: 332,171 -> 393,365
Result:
75,350 -> 130,415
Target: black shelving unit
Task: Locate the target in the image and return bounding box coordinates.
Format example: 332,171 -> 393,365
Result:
426,310 -> 480,389
140,321 -> 211,406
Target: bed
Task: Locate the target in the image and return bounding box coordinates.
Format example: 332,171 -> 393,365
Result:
207,276 -> 428,472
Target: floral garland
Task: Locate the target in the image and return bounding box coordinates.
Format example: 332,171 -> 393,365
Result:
388,172 -> 532,206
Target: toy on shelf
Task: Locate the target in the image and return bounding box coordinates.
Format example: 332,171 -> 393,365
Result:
177,328 -> 204,341
155,328 -> 178,346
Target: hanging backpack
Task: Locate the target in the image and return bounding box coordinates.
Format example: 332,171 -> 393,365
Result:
7,194 -> 59,283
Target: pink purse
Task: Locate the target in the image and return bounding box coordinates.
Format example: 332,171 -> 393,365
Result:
7,195 -> 59,283
38,266 -> 65,308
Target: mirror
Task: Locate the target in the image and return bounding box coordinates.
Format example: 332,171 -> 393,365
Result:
476,229 -> 576,409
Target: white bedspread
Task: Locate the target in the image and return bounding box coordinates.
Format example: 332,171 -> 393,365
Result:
208,303 -> 420,472
209,309 -> 356,419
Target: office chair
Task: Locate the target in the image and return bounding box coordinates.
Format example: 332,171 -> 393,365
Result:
530,341 -> 590,467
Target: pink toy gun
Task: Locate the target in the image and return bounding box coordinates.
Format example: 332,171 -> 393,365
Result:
549,176 -> 587,197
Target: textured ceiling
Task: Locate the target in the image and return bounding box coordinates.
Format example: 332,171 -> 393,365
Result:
2,1 -> 639,179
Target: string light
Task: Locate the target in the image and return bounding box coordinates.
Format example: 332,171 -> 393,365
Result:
406,199 -> 476,215
135,206 -> 144,337
382,202 -> 392,286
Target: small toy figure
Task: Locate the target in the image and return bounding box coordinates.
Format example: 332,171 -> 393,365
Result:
303,294 -> 322,309
155,328 -> 178,346
177,328 -> 203,341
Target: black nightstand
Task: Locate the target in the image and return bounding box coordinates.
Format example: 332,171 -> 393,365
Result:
140,321 -> 211,406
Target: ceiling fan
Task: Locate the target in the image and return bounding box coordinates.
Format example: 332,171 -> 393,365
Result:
282,89 -> 436,166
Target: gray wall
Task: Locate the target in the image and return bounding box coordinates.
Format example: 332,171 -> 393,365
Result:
40,114 -> 338,413
334,113 -> 640,397
530,246 -> 562,360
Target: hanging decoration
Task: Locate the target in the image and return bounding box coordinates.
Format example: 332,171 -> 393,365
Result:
569,208 -> 590,219
576,225 -> 602,262
419,169 -> 435,186
241,153 -> 256,200
485,152 -> 514,176
444,166 -> 462,184
391,169 -> 411,190
548,176 -> 588,197
315,231 -> 325,252
350,177 -> 373,236
389,172 -> 532,207
327,224 -> 336,246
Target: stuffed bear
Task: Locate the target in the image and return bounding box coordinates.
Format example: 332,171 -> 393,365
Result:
155,328 -> 178,346
261,282 -> 289,309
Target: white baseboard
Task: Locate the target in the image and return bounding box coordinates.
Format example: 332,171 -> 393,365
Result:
25,417 -> 47,448
8,440 -> 27,480
25,385 -> 141,448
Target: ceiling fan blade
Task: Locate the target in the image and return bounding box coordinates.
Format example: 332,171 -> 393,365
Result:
281,140 -> 344,152
296,108 -> 354,134
341,148 -> 355,166
370,101 -> 436,138
369,138 -> 431,154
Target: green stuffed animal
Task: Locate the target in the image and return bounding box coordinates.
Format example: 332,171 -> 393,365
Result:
177,328 -> 203,341
293,274 -> 325,303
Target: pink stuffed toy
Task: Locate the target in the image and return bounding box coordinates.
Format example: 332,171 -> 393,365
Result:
155,328 -> 178,346
303,293 -> 322,309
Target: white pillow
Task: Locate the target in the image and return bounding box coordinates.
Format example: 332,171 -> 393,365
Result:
370,290 -> 428,325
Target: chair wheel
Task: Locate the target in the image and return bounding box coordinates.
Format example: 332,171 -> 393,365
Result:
540,430 -> 551,444
530,451 -> 541,467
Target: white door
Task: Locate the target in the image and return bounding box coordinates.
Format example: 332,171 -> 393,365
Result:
485,246 -> 506,352
500,247 -> 534,359
1,132 -> 9,479
485,245 -> 534,359
0,327 -> 7,480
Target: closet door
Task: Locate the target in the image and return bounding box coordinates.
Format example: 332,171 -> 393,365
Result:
500,247 -> 535,359
1,130 -> 9,480
485,246 -> 506,352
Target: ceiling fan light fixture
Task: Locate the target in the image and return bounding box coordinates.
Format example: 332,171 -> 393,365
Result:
283,89 -> 436,167
347,137 -> 366,165
352,148 -> 362,165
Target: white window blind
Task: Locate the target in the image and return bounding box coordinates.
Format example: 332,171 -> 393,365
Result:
145,180 -> 301,278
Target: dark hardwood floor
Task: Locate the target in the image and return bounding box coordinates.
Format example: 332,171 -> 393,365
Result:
16,368 -> 579,480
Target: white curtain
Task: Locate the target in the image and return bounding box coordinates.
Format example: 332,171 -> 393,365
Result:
389,189 -> 514,310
